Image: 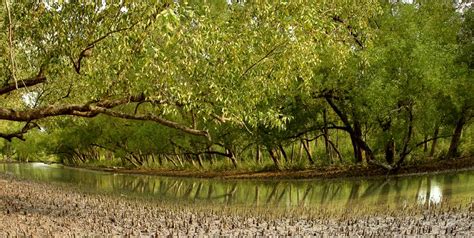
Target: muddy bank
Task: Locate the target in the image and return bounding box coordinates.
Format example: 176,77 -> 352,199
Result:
71,156 -> 474,180
0,174 -> 473,237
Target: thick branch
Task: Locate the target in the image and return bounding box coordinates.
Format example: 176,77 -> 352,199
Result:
0,75 -> 46,95
0,95 -> 145,121
0,122 -> 39,141
0,93 -> 209,138
325,97 -> 352,131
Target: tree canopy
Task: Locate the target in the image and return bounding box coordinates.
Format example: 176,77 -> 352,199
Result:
1,1 -> 472,172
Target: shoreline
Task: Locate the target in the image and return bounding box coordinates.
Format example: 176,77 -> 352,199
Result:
68,156 -> 473,180
2,156 -> 473,180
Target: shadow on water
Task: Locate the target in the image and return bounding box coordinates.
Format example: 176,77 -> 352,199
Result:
1,163 -> 473,211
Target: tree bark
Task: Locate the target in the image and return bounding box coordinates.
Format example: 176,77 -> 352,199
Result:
196,154 -> 204,168
429,126 -> 440,157
384,138 -> 395,165
327,138 -> 343,163
278,144 -> 288,163
0,75 -> 46,95
301,139 -> 314,164
394,106 -> 414,169
353,121 -> 364,163
322,109 -> 332,163
267,148 -> 281,169
324,97 -> 374,162
226,149 -> 238,168
0,94 -> 209,138
290,143 -> 295,163
256,145 -> 261,164
446,114 -> 466,159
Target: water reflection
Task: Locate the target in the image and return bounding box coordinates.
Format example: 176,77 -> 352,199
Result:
1,163 -> 473,210
417,179 -> 442,206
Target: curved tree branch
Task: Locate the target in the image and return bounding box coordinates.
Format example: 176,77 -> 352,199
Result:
0,121 -> 39,141
0,75 -> 46,96
90,106 -> 209,138
0,94 -> 145,121
0,93 -> 209,138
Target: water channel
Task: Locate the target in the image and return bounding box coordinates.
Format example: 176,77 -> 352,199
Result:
1,163 -> 473,212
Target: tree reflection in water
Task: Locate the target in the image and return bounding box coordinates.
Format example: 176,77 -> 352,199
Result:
417,177 -> 443,206
1,163 -> 472,211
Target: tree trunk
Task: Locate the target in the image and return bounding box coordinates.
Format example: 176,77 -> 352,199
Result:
278,144 -> 288,163
187,154 -> 198,168
290,143 -> 295,163
226,149 -> 238,168
384,138 -> 395,165
446,114 -> 466,159
394,107 -> 414,169
267,148 -> 280,169
256,145 -> 261,164
126,154 -> 141,168
196,154 -> 204,169
175,154 -> 184,167
327,139 -> 343,163
206,148 -> 215,165
352,121 -> 364,163
322,109 -> 332,163
301,139 -> 314,164
324,97 -> 374,163
165,155 -> 178,167
298,141 -> 304,161
429,126 -> 439,157
157,154 -> 163,166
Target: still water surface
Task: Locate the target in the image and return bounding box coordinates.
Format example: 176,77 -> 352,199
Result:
1,163 -> 473,210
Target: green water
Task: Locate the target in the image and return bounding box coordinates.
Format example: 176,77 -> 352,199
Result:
1,163 -> 473,211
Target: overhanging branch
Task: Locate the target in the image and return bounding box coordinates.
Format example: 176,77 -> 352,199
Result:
0,122 -> 39,141
0,95 -> 145,121
0,75 -> 46,95
0,94 -> 208,138
90,106 -> 209,138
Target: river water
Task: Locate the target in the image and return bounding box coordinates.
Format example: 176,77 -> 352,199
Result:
1,163 -> 473,212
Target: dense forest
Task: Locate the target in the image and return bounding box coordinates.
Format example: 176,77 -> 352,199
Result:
0,1 -> 472,173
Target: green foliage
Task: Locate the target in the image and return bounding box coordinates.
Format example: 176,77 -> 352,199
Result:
0,1 -> 472,172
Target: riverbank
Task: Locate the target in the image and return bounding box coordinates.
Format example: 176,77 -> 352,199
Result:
1,173 -> 473,236
68,156 -> 474,180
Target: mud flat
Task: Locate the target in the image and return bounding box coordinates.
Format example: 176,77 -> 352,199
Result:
0,174 -> 473,237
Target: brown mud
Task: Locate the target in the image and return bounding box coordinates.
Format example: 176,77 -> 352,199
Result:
0,174 -> 473,237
